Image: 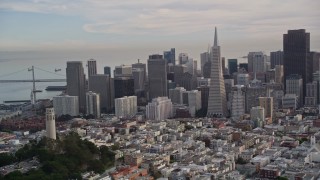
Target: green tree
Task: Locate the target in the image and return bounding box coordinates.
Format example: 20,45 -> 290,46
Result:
0,153 -> 17,167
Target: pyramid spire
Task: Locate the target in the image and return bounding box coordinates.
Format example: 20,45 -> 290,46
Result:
214,27 -> 218,46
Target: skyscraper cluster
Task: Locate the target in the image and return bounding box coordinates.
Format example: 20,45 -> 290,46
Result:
60,27 -> 318,124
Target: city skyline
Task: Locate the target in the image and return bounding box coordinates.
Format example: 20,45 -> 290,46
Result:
0,0 -> 319,60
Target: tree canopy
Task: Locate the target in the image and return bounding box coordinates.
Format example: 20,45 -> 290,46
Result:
0,132 -> 115,180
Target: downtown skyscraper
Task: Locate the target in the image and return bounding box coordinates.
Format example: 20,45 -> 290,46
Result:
207,27 -> 227,117
283,29 -> 312,100
66,61 -> 86,113
148,54 -> 168,100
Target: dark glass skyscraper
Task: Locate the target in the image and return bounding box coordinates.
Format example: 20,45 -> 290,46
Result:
228,59 -> 238,75
283,29 -> 311,99
66,61 -> 86,113
164,48 -> 176,65
104,66 -> 111,76
270,51 -> 283,69
114,77 -> 135,98
148,54 -> 167,100
89,75 -> 114,113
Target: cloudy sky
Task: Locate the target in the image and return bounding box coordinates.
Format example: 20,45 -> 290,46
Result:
0,0 -> 319,60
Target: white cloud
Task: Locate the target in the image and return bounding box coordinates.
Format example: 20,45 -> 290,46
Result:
0,0 -> 319,36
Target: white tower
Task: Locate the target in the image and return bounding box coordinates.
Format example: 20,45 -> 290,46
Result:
207,27 -> 227,117
46,108 -> 56,140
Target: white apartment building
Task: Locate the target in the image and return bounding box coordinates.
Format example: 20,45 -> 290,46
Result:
115,96 -> 137,118
231,85 -> 245,120
53,95 -> 79,117
86,91 -> 100,118
146,97 -> 173,121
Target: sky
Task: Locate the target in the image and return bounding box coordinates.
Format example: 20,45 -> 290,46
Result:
0,0 -> 319,60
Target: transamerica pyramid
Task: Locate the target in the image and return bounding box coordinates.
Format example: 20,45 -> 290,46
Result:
207,27 -> 228,117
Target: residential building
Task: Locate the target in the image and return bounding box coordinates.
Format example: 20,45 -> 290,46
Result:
53,95 -> 79,117
286,74 -> 303,107
282,94 -> 298,109
169,87 -> 186,104
115,96 -> 137,118
146,97 -> 173,121
231,85 -> 245,120
259,97 -> 273,124
305,81 -> 318,106
86,91 -> 100,118
251,106 -> 265,128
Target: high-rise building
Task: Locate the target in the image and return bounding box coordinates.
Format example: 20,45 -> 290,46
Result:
104,66 -> 111,76
266,69 -> 276,83
200,52 -> 210,76
283,29 -> 312,99
207,27 -> 227,117
186,90 -> 201,111
239,63 -> 248,73
132,60 -> 147,82
89,75 -> 114,113
275,65 -> 284,84
228,59 -> 238,75
87,59 -> 97,77
114,77 -> 135,98
66,61 -> 86,113
311,52 -> 320,73
259,97 -> 273,124
305,81 -> 318,106
286,74 -> 303,107
148,54 -> 167,100
164,48 -> 176,65
86,91 -> 100,118
250,106 -> 265,128
175,72 -> 197,91
146,97 -> 173,121
248,52 -> 268,73
231,85 -> 245,120
202,61 -> 211,78
115,96 -> 137,118
114,65 -> 132,78
245,86 -> 267,113
237,73 -> 250,86
53,95 -> 79,117
132,68 -> 145,93
46,108 -> 56,140
222,57 -> 227,75
270,51 -> 283,69
185,58 -> 197,75
169,87 -> 186,104
197,85 -> 209,111
179,53 -> 189,65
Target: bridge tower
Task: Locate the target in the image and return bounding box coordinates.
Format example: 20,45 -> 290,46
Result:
28,66 -> 41,105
